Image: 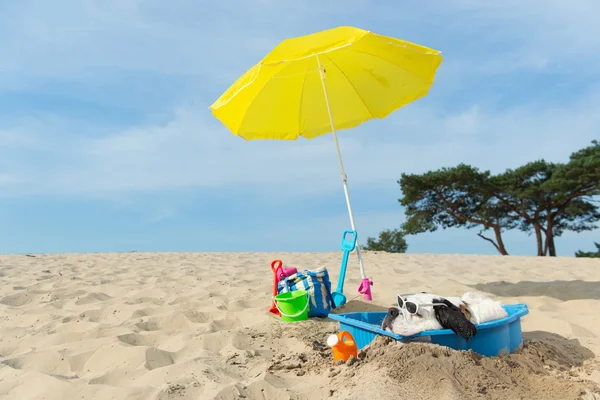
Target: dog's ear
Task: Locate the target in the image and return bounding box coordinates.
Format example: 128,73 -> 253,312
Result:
381,307 -> 400,332
432,298 -> 477,341
459,302 -> 472,321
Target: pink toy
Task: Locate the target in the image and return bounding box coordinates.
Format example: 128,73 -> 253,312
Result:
358,277 -> 373,301
276,266 -> 298,281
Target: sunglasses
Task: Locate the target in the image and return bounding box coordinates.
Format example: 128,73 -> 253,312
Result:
396,294 -> 448,315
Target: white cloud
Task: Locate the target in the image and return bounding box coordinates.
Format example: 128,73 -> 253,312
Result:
1,87 -> 597,200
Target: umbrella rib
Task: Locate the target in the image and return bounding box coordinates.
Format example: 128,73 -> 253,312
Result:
297,61 -> 310,136
323,53 -> 374,120
349,48 -> 434,86
236,88 -> 267,138
210,64 -> 263,110
261,42 -> 356,66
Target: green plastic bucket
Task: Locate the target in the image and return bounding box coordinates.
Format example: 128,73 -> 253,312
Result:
273,290 -> 309,322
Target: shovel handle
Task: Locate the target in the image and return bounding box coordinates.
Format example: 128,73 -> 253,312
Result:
271,260 -> 283,273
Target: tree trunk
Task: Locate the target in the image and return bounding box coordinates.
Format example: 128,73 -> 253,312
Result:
544,230 -> 557,256
534,224 -> 544,256
493,226 -> 509,255
476,227 -> 509,255
543,211 -> 557,257
548,232 -> 557,256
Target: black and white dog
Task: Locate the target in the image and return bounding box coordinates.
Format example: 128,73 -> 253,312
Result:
381,291 -> 508,341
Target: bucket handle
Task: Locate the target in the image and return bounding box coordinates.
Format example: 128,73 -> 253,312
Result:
272,296 -> 310,318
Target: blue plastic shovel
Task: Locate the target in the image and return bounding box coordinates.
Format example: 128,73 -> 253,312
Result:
332,230 -> 358,307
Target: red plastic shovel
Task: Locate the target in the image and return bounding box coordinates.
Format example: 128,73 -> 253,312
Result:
269,260 -> 283,316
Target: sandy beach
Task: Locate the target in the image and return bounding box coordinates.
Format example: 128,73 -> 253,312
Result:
1,252 -> 599,399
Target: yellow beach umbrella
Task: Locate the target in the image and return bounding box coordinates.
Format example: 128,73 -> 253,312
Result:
210,26 -> 442,301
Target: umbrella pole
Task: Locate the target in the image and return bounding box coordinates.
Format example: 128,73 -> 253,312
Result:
317,56 -> 373,301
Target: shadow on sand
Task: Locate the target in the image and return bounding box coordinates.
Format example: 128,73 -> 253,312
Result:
329,299 -> 389,314
523,330 -> 597,365
471,280 -> 600,301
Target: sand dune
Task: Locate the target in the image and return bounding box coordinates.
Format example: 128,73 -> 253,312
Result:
0,252 -> 599,399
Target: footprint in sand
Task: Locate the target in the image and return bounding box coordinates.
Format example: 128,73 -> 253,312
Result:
117,333 -> 163,347
135,312 -> 193,332
79,308 -> 128,323
88,369 -> 127,385
198,296 -> 227,311
227,298 -> 263,312
393,268 -> 410,274
0,343 -> 18,358
74,292 -> 112,306
168,295 -> 199,305
145,348 -> 174,370
130,306 -> 172,319
230,332 -> 251,351
80,343 -> 148,376
198,332 -> 230,352
135,320 -> 161,332
0,293 -> 32,307
214,374 -> 291,400
183,310 -> 217,324
125,297 -> 165,306
196,331 -> 249,353
3,351 -> 75,378
65,349 -> 97,374
206,317 -> 240,333
570,323 -> 597,338
64,289 -> 88,299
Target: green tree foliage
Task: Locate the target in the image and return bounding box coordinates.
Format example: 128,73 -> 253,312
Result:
398,141 -> 600,256
363,229 -> 408,253
575,242 -> 600,258
398,164 -> 516,255
490,151 -> 599,256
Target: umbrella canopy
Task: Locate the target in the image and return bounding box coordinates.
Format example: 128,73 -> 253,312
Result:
209,26 -> 443,302
210,25 -> 442,140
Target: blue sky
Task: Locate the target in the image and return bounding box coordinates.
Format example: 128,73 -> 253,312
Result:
1,0 -> 599,256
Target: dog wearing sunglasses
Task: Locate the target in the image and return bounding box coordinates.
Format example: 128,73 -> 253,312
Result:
381,291 -> 507,342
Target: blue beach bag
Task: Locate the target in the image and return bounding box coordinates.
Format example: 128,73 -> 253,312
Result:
277,266 -> 336,318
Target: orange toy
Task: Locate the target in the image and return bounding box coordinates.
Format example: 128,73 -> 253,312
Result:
327,331 -> 358,363
269,260 -> 283,316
